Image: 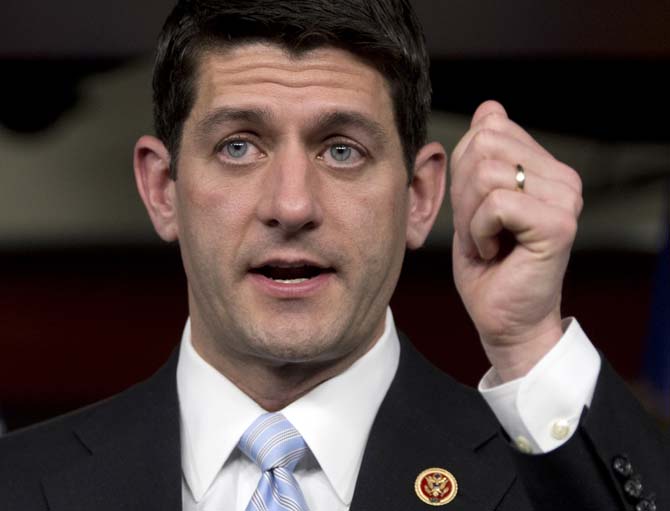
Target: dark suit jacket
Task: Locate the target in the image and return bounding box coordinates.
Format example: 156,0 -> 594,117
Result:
1,335 -> 668,510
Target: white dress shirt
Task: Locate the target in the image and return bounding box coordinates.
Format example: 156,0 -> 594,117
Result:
480,317 -> 601,453
177,309 -> 600,509
177,308 -> 400,511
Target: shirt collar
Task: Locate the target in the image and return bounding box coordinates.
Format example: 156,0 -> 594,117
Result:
177,308 -> 400,505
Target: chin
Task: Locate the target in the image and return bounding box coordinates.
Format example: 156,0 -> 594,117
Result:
246,320 -> 346,365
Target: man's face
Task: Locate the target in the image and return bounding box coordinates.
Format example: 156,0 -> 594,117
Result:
164,43 -> 423,367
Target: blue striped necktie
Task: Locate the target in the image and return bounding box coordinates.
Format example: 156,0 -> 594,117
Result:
238,412 -> 310,511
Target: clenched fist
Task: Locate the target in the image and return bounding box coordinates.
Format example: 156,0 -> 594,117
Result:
450,100 -> 583,382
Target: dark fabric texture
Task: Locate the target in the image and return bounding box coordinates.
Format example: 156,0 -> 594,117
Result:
511,358 -> 670,511
0,335 -> 667,510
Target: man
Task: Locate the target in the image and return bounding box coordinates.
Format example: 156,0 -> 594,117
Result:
1,1 -> 667,510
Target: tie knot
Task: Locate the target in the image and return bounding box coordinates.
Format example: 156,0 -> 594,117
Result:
239,413 -> 308,472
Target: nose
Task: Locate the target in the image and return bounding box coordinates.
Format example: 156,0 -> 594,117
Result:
257,143 -> 323,234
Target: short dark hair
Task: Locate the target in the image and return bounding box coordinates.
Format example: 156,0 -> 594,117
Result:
152,0 -> 431,179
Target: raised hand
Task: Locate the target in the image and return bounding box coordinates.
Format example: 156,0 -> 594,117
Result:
450,100 -> 583,381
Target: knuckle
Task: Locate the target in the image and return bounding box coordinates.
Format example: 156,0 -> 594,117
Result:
487,188 -> 507,210
469,129 -> 495,155
472,160 -> 495,196
479,112 -> 506,132
555,213 -> 578,243
562,165 -> 583,194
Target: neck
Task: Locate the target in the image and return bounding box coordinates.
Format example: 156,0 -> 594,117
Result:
189,317 -> 384,411
216,356 -> 368,411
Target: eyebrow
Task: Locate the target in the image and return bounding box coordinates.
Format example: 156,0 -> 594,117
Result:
310,111 -> 390,147
193,107 -> 276,143
192,106 -> 389,147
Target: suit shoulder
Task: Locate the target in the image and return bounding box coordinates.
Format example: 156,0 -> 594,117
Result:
2,390 -> 119,474
0,358 -> 174,483
396,333 -> 499,436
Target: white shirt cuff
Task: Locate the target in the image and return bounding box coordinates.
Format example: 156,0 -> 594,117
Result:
478,318 -> 601,454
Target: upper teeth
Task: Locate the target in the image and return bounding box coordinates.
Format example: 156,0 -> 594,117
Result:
274,278 -> 309,284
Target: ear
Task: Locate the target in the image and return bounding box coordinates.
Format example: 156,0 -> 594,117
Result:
406,141 -> 447,249
133,135 -> 179,242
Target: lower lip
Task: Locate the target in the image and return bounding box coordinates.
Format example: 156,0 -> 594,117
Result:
248,272 -> 334,298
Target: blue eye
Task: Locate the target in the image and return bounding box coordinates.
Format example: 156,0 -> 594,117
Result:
226,141 -> 249,158
330,144 -> 352,162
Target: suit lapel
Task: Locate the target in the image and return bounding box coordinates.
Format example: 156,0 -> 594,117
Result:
350,335 -> 525,511
41,351 -> 182,511
38,335 -> 528,510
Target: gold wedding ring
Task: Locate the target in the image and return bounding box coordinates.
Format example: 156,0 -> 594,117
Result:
515,164 -> 526,191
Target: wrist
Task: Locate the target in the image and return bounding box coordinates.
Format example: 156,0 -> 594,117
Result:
481,318 -> 564,382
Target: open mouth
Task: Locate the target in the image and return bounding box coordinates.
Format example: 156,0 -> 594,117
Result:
250,264 -> 334,284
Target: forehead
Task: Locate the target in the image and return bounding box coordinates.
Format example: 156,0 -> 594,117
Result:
186,43 -> 396,130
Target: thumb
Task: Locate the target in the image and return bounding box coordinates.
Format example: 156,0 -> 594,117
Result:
471,100 -> 508,127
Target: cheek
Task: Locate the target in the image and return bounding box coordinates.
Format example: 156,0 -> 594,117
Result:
176,176 -> 257,278
329,181 -> 408,268
362,179 -> 409,239
181,167 -> 262,227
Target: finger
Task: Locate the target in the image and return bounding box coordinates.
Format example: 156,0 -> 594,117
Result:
453,158 -> 582,216
453,129 -> 582,195
470,100 -> 508,127
452,159 -> 583,256
452,112 -> 552,167
469,189 -> 577,261
451,101 -> 508,168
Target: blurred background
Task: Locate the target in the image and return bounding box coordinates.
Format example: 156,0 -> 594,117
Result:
1,0 -> 668,433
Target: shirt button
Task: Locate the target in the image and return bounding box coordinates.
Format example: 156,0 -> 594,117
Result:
514,436 -> 533,454
550,419 -> 571,440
